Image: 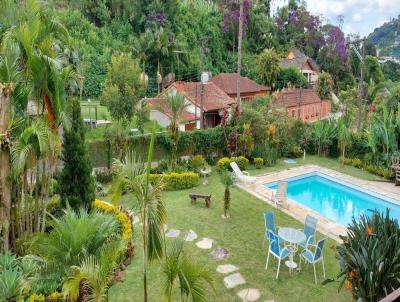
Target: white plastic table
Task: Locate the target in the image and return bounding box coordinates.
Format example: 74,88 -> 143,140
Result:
278,227 -> 306,274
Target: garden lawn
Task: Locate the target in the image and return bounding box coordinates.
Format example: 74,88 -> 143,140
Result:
104,157 -> 372,301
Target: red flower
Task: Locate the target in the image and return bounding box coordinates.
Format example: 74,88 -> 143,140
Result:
366,226 -> 373,235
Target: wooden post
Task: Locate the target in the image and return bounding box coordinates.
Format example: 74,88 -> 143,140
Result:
0,83 -> 14,251
236,0 -> 244,112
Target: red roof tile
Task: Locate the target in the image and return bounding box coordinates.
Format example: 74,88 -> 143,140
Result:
210,73 -> 270,95
175,81 -> 235,111
273,88 -> 324,107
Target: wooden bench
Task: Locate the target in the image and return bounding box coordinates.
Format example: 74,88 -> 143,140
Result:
190,193 -> 211,208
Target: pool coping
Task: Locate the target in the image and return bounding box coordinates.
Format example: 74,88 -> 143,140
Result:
236,164 -> 400,243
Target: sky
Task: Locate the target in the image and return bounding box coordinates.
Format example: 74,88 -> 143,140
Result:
274,0 -> 400,37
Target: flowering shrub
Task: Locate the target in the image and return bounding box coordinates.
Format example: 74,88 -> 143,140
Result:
93,199 -> 133,240
333,211 -> 400,301
149,172 -> 199,191
188,155 -> 207,173
48,292 -> 64,301
28,293 -> 45,302
217,157 -> 232,171
217,156 -> 249,171
351,158 -> 362,168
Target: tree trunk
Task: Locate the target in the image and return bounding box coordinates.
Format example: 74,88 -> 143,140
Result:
0,83 -> 14,251
41,89 -> 56,129
236,0 -> 244,112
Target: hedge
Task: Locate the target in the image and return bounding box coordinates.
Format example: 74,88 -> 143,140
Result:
149,172 -> 200,190
87,127 -> 232,168
217,156 -> 249,171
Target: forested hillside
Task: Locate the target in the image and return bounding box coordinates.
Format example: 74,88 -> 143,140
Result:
44,0 -> 356,98
368,15 -> 400,58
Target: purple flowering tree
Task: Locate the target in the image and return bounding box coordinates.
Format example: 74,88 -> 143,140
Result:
221,0 -> 251,33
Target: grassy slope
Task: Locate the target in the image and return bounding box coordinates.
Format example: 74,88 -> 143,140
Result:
106,156 -> 385,301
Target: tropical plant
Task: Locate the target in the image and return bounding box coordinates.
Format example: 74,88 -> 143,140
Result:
238,123 -> 254,158
59,98 -> 95,210
220,171 -> 233,218
255,49 -> 281,89
112,123 -> 166,302
160,93 -> 189,166
337,117 -> 353,161
317,71 -> 334,100
63,239 -> 126,302
163,240 -> 213,302
31,207 -> 118,285
333,210 -> 400,301
313,119 -> 337,157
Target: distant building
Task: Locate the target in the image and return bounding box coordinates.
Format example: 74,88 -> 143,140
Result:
279,48 -> 320,88
272,88 -> 331,123
146,81 -> 235,131
210,73 -> 271,102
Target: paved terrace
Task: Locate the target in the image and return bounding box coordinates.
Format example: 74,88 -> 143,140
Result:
237,165 -> 400,242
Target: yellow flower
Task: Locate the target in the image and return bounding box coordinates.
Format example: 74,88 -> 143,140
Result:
366,226 -> 373,235
345,280 -> 353,290
28,293 -> 45,302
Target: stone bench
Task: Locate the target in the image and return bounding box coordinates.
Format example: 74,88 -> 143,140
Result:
190,193 -> 211,208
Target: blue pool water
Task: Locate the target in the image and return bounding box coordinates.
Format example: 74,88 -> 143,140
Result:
265,173 -> 400,226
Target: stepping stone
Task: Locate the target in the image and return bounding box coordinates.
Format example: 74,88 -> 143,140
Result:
183,229 -> 197,242
196,237 -> 214,249
224,273 -> 246,289
165,229 -> 180,238
216,264 -> 239,274
237,288 -> 261,302
210,247 -> 229,260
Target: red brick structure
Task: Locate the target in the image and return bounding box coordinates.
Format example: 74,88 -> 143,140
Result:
273,88 -> 331,123
210,73 -> 270,101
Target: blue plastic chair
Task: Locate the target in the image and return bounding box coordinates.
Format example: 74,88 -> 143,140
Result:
299,238 -> 327,284
262,211 -> 278,248
265,230 -> 290,279
299,215 -> 318,249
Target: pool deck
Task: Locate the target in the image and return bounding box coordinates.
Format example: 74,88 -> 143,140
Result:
236,165 -> 400,242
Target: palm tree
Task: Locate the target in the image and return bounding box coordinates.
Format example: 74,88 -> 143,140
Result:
112,123 -> 166,302
160,94 -> 189,166
63,239 -> 126,302
337,117 -> 353,162
163,240 -> 214,302
220,171 -> 233,218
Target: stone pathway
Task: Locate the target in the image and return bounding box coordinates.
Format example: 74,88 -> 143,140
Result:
196,237 -> 214,249
216,264 -> 239,274
224,273 -> 246,289
165,229 -> 180,238
210,247 -> 229,260
237,288 -> 261,302
183,229 -> 198,242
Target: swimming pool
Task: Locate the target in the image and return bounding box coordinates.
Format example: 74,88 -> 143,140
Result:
265,173 -> 400,226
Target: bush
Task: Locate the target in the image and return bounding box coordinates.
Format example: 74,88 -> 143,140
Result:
339,157 -> 353,166
149,172 -> 199,191
289,146 -> 303,158
351,158 -> 362,168
364,164 -> 394,179
254,157 -> 264,169
335,210 -> 400,301
94,168 -> 113,183
217,157 -> 231,171
188,155 -> 206,172
252,142 -> 278,166
231,156 -> 249,170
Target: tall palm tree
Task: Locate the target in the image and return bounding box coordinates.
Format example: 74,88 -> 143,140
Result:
160,94 -> 189,166
163,240 -> 214,302
112,123 -> 166,302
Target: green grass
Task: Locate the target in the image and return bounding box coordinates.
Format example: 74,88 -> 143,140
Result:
104,156 -> 377,301
80,100 -> 110,120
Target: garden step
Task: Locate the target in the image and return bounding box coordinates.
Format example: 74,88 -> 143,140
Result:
237,288 -> 261,301
183,229 -> 197,241
196,237 -> 214,249
216,264 -> 239,274
165,229 -> 180,238
224,273 -> 246,288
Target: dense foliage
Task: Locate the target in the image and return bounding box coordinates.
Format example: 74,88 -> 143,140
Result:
335,210 -> 400,301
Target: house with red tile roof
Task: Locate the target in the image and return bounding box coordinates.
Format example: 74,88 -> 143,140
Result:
272,88 -> 331,123
145,81 -> 235,131
210,73 -> 270,102
279,48 -> 320,88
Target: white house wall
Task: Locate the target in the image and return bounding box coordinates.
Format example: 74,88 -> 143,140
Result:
150,110 -> 171,128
